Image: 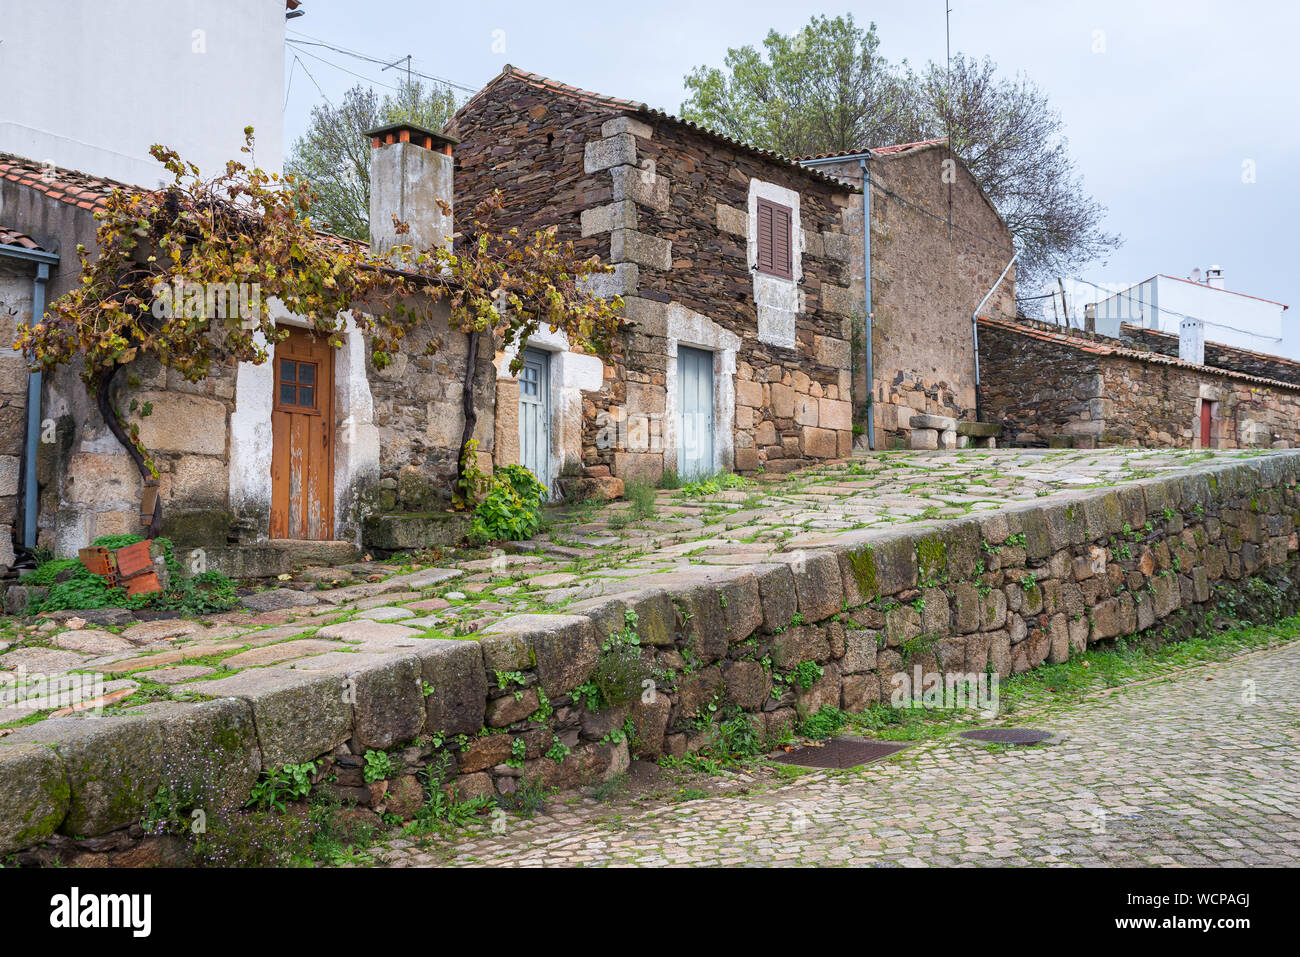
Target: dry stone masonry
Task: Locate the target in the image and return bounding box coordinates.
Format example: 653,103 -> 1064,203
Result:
4,449 -> 1300,861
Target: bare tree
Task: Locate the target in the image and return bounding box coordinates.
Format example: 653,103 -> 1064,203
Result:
682,19 -> 1120,290
905,55 -> 1121,290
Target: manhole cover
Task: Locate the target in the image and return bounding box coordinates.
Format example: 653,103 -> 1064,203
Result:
773,737 -> 909,769
959,728 -> 1053,744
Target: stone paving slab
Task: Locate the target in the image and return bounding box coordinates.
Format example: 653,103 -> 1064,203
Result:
377,640 -> 1300,868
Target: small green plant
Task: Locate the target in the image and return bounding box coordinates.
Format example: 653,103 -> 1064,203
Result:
469,464 -> 548,543
363,750 -> 395,783
498,777 -> 555,817
800,707 -> 848,740
625,480 -> 658,521
590,610 -> 652,708
679,472 -> 750,497
790,660 -> 824,690
247,761 -> 319,811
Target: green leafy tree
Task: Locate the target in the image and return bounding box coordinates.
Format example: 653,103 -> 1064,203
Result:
681,14 -> 911,159
682,15 -> 1119,290
286,79 -> 459,241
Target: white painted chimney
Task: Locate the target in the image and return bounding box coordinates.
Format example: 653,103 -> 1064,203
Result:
366,122 -> 458,258
1205,265 -> 1225,290
1179,316 -> 1206,365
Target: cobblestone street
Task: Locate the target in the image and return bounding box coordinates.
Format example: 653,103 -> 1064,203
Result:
380,640 -> 1300,867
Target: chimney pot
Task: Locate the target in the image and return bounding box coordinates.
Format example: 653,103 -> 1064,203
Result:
364,123 -> 460,258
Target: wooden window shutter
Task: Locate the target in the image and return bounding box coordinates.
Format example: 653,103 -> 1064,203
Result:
756,198 -> 793,280
757,201 -> 775,274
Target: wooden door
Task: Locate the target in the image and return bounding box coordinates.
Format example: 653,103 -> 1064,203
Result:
518,347 -> 551,494
1200,401 -> 1213,448
677,346 -> 715,480
270,327 -> 334,540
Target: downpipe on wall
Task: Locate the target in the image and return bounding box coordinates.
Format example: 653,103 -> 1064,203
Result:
972,252 -> 1017,424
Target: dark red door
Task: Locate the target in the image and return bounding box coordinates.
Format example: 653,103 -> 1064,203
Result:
1200,402 -> 1212,447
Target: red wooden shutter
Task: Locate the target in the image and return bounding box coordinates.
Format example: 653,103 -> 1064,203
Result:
755,198 -> 793,279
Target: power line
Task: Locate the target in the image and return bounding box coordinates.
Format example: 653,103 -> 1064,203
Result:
283,55 -> 297,112
285,41 -> 406,94
293,53 -> 332,105
285,33 -> 477,93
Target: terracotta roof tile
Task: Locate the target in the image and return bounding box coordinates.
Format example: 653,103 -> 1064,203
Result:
0,225 -> 46,251
0,153 -> 131,213
978,314 -> 1300,393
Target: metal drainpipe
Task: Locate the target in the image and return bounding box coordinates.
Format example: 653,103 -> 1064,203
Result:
24,262 -> 50,548
860,156 -> 875,450
971,252 -> 1018,424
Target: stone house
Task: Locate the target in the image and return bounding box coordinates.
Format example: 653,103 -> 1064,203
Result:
0,132 -> 496,573
799,141 -> 1019,448
979,315 -> 1300,449
447,66 -> 865,493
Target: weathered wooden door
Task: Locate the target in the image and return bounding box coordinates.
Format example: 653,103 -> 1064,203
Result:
270,327 -> 334,539
677,346 -> 714,480
518,347 -> 551,493
1200,400 -> 1213,448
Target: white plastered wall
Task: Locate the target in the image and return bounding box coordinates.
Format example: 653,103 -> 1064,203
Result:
496,326 -> 605,496
228,297 -> 380,542
748,177 -> 805,350
663,303 -> 740,476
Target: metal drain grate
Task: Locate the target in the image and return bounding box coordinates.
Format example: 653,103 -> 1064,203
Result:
959,728 -> 1053,744
773,737 -> 910,769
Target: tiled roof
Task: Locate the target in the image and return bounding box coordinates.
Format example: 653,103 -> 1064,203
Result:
461,66 -> 854,189
798,138 -> 948,161
978,314 -> 1300,393
0,225 -> 46,251
0,153 -> 130,212
1120,322 -> 1300,373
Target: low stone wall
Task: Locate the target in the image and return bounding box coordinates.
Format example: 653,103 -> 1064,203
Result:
5,451 -> 1300,861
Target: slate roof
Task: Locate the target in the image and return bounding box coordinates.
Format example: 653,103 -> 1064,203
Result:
459,66 -> 855,189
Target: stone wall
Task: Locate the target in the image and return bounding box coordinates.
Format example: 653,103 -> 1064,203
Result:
980,317 -> 1300,449
812,146 -> 1017,447
450,71 -> 859,484
6,450 -> 1300,860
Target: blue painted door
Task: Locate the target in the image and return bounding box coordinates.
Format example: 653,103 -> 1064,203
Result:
518,348 -> 551,494
677,346 -> 714,480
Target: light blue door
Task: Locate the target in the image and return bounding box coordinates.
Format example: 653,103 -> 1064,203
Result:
677,346 -> 714,480
518,348 -> 551,494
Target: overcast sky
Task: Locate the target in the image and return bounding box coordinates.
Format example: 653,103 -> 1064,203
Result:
284,0 -> 1299,313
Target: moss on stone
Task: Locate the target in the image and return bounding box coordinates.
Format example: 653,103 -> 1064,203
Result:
847,546 -> 879,600
916,534 -> 947,582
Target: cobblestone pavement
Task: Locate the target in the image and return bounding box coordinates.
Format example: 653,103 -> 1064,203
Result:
378,640 -> 1300,867
0,447 -> 1281,724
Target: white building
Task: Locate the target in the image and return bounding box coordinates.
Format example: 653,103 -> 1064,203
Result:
0,0 -> 292,187
1089,267 -> 1292,358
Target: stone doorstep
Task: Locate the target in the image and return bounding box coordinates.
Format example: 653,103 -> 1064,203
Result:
2,450 -> 1298,854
